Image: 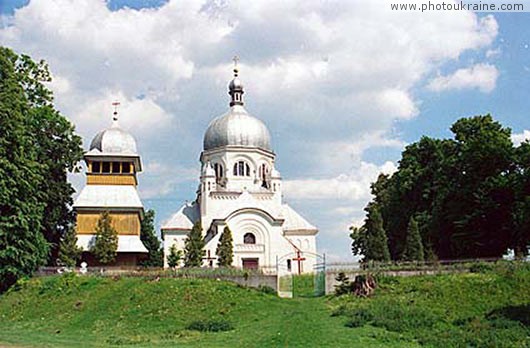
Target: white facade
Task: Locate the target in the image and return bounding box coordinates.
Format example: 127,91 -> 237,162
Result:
162,66 -> 318,273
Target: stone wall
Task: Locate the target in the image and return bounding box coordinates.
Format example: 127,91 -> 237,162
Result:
325,269 -> 460,295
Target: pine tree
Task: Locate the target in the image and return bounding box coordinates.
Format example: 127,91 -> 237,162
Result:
91,211 -> 118,265
350,205 -> 391,263
364,205 -> 391,262
58,225 -> 83,267
184,221 -> 205,267
401,217 -> 425,262
139,209 -> 163,267
216,226 -> 234,267
167,244 -> 183,268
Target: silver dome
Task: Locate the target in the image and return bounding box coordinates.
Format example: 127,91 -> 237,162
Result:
203,105 -> 272,152
89,120 -> 138,155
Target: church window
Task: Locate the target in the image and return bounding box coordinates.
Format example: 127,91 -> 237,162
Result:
243,233 -> 256,244
92,161 -> 101,173
233,161 -> 251,176
112,162 -> 120,173
214,163 -> 224,183
122,162 -> 131,173
259,163 -> 270,188
287,259 -> 292,272
102,162 -> 111,173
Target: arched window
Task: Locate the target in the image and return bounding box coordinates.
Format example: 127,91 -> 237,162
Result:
243,233 -> 256,244
259,163 -> 269,188
233,161 -> 250,176
214,163 -> 223,184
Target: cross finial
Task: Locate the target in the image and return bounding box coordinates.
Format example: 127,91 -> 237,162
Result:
111,101 -> 120,121
232,55 -> 239,76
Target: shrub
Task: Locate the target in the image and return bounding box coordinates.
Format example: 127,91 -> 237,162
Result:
257,285 -> 276,295
186,319 -> 234,332
334,272 -> 351,296
469,262 -> 494,273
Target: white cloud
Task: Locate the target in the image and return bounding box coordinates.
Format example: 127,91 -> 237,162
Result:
512,130 -> 530,146
428,63 -> 499,93
486,47 -> 501,59
0,0 -> 500,261
283,161 -> 396,201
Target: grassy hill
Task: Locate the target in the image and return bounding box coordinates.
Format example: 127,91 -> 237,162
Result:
0,263 -> 529,347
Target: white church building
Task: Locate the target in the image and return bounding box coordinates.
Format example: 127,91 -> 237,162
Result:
162,63 -> 318,273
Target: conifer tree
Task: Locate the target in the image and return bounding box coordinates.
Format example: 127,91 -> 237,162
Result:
92,211 -> 118,265
167,244 -> 183,268
216,226 -> 234,267
184,221 -> 205,267
58,225 -> 83,267
139,209 -> 163,267
366,205 -> 391,262
351,205 -> 390,263
401,217 -> 425,262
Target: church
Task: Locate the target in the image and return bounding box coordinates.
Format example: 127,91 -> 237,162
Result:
162,63 -> 319,273
73,110 -> 148,266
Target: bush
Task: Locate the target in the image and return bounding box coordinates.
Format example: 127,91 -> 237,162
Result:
257,285 -> 276,295
469,262 -> 494,273
186,319 -> 234,332
334,272 -> 351,296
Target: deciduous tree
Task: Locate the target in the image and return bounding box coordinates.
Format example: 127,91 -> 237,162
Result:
0,47 -> 49,292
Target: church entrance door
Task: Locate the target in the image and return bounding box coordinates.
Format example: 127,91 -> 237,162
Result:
242,258 -> 259,269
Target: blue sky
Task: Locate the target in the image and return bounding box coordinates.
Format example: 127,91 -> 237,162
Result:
1,0 -> 529,261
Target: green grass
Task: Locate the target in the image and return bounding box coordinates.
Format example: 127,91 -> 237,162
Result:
331,262 -> 530,347
0,263 -> 529,347
0,274 -> 413,347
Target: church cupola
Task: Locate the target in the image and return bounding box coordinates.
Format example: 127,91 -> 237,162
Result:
84,106 -> 142,186
229,56 -> 244,107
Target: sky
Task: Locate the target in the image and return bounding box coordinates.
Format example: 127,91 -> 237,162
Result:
1,0 -> 529,262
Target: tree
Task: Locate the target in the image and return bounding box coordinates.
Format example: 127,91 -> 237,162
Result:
58,225 -> 83,267
334,272 -> 351,296
166,244 -> 183,268
401,217 -> 424,262
216,226 -> 233,267
12,51 -> 83,264
353,115 -> 528,260
0,47 -> 49,292
350,205 -> 390,263
91,211 -> 118,265
139,209 -> 163,267
184,222 -> 205,267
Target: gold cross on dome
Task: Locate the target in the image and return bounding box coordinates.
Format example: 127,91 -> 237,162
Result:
233,55 -> 239,69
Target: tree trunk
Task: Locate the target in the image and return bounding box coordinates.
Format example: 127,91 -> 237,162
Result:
352,274 -> 376,297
